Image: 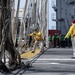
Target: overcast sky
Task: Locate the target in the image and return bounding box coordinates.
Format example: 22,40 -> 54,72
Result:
15,0 -> 56,29
15,0 -> 25,9
48,0 -> 56,29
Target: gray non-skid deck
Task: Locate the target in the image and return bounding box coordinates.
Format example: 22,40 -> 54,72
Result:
1,48 -> 75,75
25,48 -> 75,75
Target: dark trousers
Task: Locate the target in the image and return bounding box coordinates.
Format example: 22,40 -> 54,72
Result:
54,40 -> 56,47
68,39 -> 72,47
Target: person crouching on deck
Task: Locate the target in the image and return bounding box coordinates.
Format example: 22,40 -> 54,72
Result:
29,28 -> 44,53
65,20 -> 75,57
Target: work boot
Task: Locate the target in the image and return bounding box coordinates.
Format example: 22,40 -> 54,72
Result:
32,51 -> 35,53
40,50 -> 43,52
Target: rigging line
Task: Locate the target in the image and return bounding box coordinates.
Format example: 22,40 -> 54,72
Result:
15,48 -> 48,74
18,0 -> 28,49
1,20 -> 9,64
14,0 -> 20,47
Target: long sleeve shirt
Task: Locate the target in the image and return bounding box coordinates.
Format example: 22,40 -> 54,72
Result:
65,24 -> 75,38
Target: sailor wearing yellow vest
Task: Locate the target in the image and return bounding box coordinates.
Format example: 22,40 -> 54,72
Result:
65,20 -> 75,57
29,28 -> 44,53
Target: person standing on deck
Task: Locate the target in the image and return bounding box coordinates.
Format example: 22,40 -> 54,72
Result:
28,27 -> 44,53
48,34 -> 52,48
65,20 -> 75,58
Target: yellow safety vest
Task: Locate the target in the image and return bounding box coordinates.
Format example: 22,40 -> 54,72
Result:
65,24 -> 75,38
29,32 -> 43,41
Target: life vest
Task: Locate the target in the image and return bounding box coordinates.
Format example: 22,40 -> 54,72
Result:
29,32 -> 43,41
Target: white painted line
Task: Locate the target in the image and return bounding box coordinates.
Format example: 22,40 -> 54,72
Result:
34,63 -> 60,64
36,59 -> 75,61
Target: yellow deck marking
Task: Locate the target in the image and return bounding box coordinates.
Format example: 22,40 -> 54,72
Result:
21,49 -> 41,59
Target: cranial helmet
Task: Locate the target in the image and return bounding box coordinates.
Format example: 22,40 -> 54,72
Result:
72,20 -> 75,23
34,27 -> 39,31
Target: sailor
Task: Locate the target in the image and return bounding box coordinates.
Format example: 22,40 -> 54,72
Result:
29,27 -> 44,53
65,20 -> 75,58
